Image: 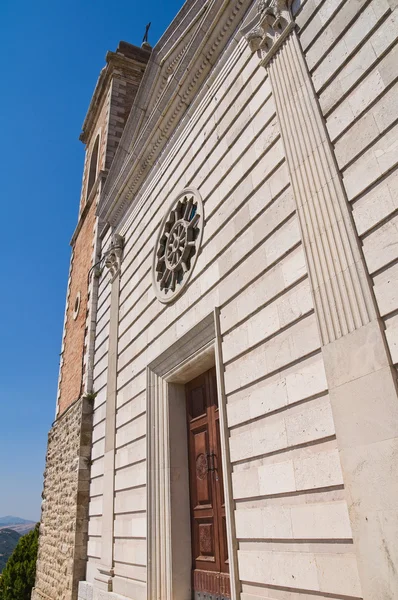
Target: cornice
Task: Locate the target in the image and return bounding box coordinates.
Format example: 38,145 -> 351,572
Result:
98,0 -> 252,229
79,46 -> 151,146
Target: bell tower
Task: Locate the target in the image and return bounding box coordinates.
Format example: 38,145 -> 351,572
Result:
32,41 -> 151,600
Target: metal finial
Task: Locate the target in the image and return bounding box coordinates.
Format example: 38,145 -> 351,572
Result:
142,22 -> 151,45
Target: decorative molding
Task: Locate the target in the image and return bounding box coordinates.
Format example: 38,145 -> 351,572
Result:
99,0 -> 250,228
97,248 -> 122,589
244,15 -> 376,345
152,188 -> 204,303
147,313 -> 239,600
243,0 -> 294,66
79,45 -> 151,145
105,234 -> 124,279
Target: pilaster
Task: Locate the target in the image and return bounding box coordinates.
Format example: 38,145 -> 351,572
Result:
94,234 -> 124,592
243,2 -> 398,598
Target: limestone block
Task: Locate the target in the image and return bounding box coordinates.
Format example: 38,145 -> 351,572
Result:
115,437 -> 146,470
323,319 -> 389,388
232,466 -> 261,499
312,0 -> 390,92
374,262 -> 398,317
93,369 -> 108,393
385,313 -> 398,364
217,216 -> 302,307
91,438 -> 105,461
92,420 -> 106,443
291,501 -> 352,539
88,496 -> 103,517
88,517 -> 102,537
319,10 -> 398,114
307,0 -> 370,69
114,461 -> 146,491
235,506 -> 293,539
285,353 -> 328,404
334,84 -> 398,168
113,538 -> 147,566
223,277 -> 311,364
285,399 -> 335,447
258,460 -> 297,496
295,0 -> 320,30
89,476 -> 104,497
115,414 -> 146,447
362,214 -> 398,274
114,487 -> 146,514
116,394 -> 146,428
93,353 -> 108,381
238,549 -> 320,591
301,0 -> 345,51
224,314 -> 320,395
227,375 -> 288,428
352,167 -> 398,237
114,513 -> 146,538
112,577 -> 146,600
293,449 -> 343,490
93,402 -> 107,427
230,415 -> 288,463
330,365 -> 398,450
343,122 -> 398,200
315,553 -> 362,596
87,538 -> 101,559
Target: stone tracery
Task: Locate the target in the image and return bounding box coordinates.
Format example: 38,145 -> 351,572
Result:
153,189 -> 204,303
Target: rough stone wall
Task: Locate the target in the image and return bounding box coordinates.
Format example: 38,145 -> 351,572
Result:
32,396 -> 93,600
58,202 -> 96,416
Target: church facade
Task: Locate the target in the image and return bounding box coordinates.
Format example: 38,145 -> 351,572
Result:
33,1 -> 398,600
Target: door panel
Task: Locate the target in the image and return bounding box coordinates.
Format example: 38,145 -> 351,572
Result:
192,428 -> 212,507
186,368 -> 230,598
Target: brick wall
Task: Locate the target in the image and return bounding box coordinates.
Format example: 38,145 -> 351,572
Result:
58,201 -> 96,416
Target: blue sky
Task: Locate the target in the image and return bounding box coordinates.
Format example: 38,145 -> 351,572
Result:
0,0 -> 185,522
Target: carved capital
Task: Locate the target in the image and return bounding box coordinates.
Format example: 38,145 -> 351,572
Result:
244,0 -> 294,65
105,234 -> 124,279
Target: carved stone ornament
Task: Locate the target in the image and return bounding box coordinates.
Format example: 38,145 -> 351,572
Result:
152,188 -> 204,303
105,234 -> 124,279
244,0 -> 294,65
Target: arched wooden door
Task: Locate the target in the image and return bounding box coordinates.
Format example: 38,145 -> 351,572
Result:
186,368 -> 230,599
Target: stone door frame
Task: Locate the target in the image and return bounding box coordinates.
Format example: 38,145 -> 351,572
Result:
146,309 -> 239,600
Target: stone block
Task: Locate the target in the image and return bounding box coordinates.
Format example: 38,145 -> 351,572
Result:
352,167 -> 398,237
329,365 -> 398,448
363,214 -> 398,275
291,501 -> 352,539
323,320 -> 389,388
238,549 -> 319,591
235,506 -> 293,539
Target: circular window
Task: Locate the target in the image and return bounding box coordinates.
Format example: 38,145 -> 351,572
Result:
152,188 -> 204,303
73,291 -> 81,320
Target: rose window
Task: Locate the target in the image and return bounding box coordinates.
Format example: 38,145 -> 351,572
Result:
153,188 -> 204,303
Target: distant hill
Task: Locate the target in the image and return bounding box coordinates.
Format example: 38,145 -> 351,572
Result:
0,528 -> 20,572
0,517 -> 33,526
0,517 -> 36,536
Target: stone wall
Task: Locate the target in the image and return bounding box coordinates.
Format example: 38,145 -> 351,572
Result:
85,14 -> 362,598
32,396 -> 93,600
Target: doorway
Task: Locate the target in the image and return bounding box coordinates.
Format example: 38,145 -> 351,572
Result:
186,367 -> 230,599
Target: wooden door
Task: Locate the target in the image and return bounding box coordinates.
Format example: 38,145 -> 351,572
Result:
186,368 -> 230,599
